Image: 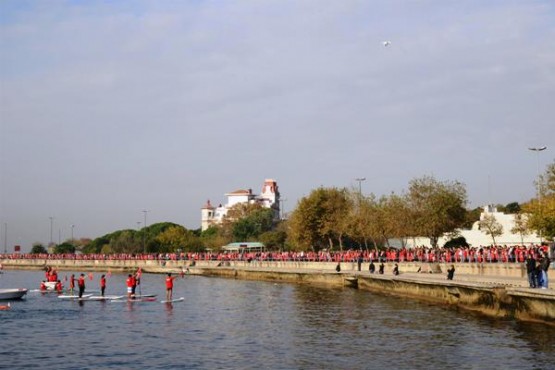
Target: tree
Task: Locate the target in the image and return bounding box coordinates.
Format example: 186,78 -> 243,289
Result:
504,202 -> 521,214
287,187 -> 352,251
463,207 -> 482,229
31,243 -> 47,254
408,176 -> 468,247
382,192 -> 414,248
110,230 -> 141,254
53,242 -> 76,254
479,213 -> 503,245
347,193 -> 380,249
511,213 -> 530,245
156,225 -> 200,253
231,208 -> 275,241
524,160 -> 555,241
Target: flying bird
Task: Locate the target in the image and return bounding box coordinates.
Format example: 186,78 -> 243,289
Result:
382,41 -> 391,47
528,146 -> 547,151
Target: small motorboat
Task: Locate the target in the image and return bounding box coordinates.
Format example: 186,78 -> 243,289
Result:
0,288 -> 28,300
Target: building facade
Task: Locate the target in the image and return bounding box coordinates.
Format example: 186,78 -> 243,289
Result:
201,179 -> 280,231
405,205 -> 542,248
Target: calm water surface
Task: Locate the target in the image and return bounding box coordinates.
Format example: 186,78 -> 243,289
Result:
0,270 -> 554,370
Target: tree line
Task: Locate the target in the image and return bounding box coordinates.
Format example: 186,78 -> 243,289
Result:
31,161 -> 555,255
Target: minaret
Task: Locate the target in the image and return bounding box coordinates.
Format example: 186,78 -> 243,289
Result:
201,200 -> 215,231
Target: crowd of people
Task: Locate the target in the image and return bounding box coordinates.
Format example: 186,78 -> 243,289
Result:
2,244 -> 551,265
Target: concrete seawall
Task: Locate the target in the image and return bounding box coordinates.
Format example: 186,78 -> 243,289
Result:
2,258 -> 553,324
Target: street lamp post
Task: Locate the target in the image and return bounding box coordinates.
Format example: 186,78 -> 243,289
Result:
49,217 -> 54,246
3,223 -> 7,254
528,146 -> 548,243
142,210 -> 149,254
71,224 -> 75,244
355,177 -> 366,195
280,198 -> 287,220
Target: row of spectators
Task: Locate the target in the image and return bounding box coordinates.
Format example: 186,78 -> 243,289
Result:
1,244 -> 551,264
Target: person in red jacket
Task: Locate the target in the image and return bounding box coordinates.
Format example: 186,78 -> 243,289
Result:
77,273 -> 86,298
69,274 -> 75,295
126,274 -> 135,298
165,273 -> 177,301
55,280 -> 63,293
100,274 -> 106,297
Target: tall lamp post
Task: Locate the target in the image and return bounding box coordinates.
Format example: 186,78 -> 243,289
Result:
355,177 -> 366,196
280,198 -> 287,220
49,217 -> 54,246
528,146 -> 547,243
142,210 -> 149,254
3,223 -> 7,254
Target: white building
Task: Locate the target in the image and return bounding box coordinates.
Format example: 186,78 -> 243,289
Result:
406,205 -> 542,247
201,179 -> 280,231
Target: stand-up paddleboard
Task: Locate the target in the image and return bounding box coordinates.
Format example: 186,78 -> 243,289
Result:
88,295 -> 125,301
131,294 -> 156,298
112,297 -> 157,303
161,297 -> 184,304
58,294 -> 93,300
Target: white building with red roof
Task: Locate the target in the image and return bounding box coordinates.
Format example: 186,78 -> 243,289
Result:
201,179 -> 280,231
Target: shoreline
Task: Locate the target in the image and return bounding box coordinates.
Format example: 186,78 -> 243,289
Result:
2,258 -> 553,325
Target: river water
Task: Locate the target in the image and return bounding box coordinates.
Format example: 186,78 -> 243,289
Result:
0,270 -> 553,370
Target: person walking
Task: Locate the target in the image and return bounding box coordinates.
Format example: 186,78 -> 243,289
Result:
77,273 -> 86,298
165,273 -> 177,301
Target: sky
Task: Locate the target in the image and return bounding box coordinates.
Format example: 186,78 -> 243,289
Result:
1,0 -> 554,251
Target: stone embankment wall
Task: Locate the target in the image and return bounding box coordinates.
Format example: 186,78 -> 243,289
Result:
1,258 -> 552,324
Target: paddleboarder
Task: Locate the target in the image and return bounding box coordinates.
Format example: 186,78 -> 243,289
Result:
126,274 -> 135,298
100,274 -> 106,296
77,273 -> 86,298
165,273 -> 178,301
69,274 -> 75,295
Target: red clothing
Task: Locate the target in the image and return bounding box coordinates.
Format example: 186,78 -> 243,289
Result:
78,276 -> 85,288
165,276 -> 175,289
100,277 -> 106,288
126,276 -> 135,288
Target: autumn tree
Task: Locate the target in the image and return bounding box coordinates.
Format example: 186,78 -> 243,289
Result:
408,176 -> 467,247
524,159 -> 555,241
348,193 -> 381,249
479,213 -> 503,245
511,213 -> 530,245
156,225 -> 201,252
287,187 -> 352,251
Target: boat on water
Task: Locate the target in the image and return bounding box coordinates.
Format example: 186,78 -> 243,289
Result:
0,288 -> 28,300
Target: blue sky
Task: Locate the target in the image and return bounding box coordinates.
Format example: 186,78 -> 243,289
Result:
1,0 -> 554,250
